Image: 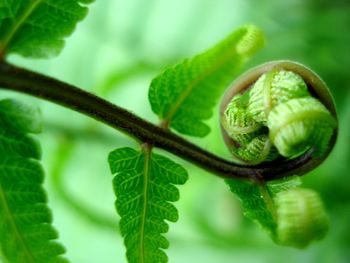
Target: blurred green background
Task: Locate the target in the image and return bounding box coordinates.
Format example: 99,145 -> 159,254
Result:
6,0 -> 350,262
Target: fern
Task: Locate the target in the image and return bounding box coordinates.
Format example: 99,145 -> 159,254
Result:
108,147 -> 188,263
225,177 -> 301,235
226,176 -> 329,248
0,99 -> 42,133
148,25 -> 264,137
0,0 -> 94,58
0,99 -> 68,263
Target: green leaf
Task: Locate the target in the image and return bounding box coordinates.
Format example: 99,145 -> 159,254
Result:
225,176 -> 302,236
0,99 -> 42,133
0,0 -> 94,58
0,127 -> 41,159
148,25 -> 264,137
108,147 -> 188,263
0,99 -> 68,263
226,176 -> 329,248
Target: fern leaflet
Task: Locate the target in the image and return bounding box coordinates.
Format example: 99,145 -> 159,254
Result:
0,99 -> 68,263
108,147 -> 188,263
226,177 -> 301,235
226,176 -> 329,248
0,0 -> 94,58
148,25 -> 264,137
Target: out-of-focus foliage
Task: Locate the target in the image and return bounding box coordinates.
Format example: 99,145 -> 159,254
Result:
0,0 -> 94,58
0,99 -> 68,263
6,0 -> 349,262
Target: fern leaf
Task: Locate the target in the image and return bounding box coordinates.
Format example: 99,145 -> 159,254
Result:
227,174 -> 330,249
0,99 -> 42,133
0,99 -> 68,263
225,176 -> 302,236
0,0 -> 94,58
108,147 -> 188,263
148,25 -> 264,137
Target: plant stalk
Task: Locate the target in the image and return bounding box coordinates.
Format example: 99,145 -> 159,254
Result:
0,61 -> 315,181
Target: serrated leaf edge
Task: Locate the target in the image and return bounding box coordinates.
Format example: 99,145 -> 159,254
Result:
161,28 -> 250,123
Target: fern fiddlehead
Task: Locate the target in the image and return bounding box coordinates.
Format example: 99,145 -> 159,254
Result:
220,60 -> 337,169
221,60 -> 337,248
0,6 -> 340,257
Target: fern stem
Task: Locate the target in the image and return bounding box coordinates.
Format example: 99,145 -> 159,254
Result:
256,179 -> 277,222
140,142 -> 152,263
0,61 -> 317,181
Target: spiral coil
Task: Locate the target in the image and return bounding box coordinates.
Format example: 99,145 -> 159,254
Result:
222,67 -> 336,164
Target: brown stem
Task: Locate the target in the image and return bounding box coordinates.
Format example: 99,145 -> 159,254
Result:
0,61 -> 319,181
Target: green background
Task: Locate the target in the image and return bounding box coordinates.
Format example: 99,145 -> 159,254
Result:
6,0 -> 350,262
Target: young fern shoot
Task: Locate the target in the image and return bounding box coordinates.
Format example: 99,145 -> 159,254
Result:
221,61 -> 337,248
0,1 -> 339,261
